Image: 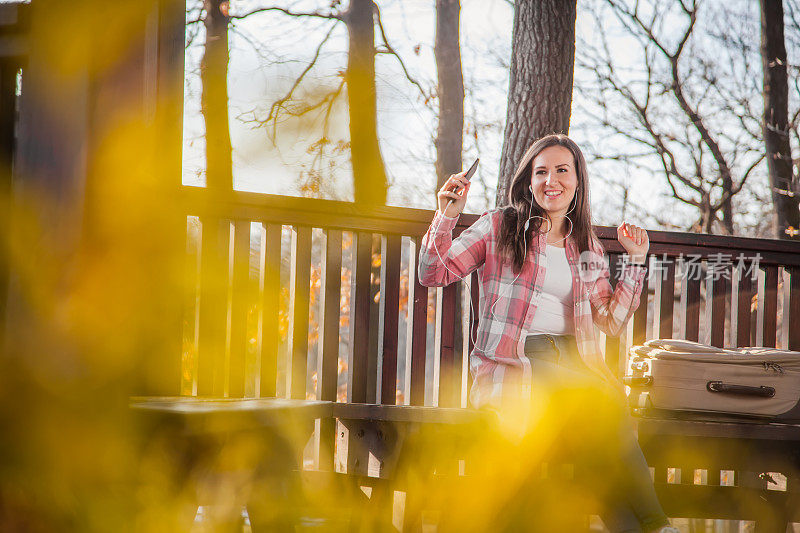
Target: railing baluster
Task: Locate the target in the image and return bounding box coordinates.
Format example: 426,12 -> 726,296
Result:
605,253 -> 622,376
348,231 -> 371,403
659,259 -> 676,339
182,218 -> 201,396
632,263 -> 649,346
197,217 -> 230,397
762,266 -> 779,348
287,226 -> 311,399
406,236 -> 428,406
367,235 -> 381,403
789,267 -> 800,350
467,272 -> 479,398
316,229 -> 341,470
259,223 -> 281,397
229,220 -> 250,398
453,283 -> 464,409
710,267 -> 729,348
319,229 -> 342,402
683,263 -> 702,342
379,234 -> 401,405
436,283 -> 458,407
736,265 -> 754,348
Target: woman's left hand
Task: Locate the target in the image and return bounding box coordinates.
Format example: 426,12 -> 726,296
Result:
617,222 -> 649,263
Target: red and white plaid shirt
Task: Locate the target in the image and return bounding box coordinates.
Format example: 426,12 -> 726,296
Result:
419,209 -> 648,410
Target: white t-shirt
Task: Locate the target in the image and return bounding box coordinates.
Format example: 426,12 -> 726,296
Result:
526,244 -> 575,336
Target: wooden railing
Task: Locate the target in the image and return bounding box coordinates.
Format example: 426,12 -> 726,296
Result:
159,186 -> 800,529
179,185 -> 800,407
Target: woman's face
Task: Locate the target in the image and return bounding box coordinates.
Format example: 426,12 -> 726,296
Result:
530,145 -> 579,219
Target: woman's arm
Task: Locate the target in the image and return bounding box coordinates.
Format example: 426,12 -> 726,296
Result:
588,232 -> 649,337
418,210 -> 492,287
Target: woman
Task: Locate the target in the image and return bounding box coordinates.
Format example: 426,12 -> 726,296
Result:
418,134 -> 676,533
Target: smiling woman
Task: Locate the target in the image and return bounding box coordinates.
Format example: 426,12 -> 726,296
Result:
497,134 -> 595,271
417,133 -> 676,532
530,145 -> 578,243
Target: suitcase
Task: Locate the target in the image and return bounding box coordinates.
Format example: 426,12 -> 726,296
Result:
624,338 -> 800,421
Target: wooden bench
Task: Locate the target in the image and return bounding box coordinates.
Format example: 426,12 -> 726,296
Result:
130,397 -> 333,530
635,411 -> 800,531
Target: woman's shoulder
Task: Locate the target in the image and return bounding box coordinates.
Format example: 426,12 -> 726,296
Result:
482,207 -> 515,224
460,208 -> 506,241
484,208 -> 512,232
476,207 -> 506,217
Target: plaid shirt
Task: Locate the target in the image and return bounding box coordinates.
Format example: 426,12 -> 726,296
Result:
419,209 -> 648,410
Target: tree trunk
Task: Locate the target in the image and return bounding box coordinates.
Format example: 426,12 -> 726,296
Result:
345,0 -> 388,206
760,0 -> 799,239
496,0 -> 577,207
201,0 -> 233,190
434,0 -> 464,403
434,0 -> 464,190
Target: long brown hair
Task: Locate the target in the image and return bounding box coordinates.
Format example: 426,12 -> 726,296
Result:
497,134 -> 598,271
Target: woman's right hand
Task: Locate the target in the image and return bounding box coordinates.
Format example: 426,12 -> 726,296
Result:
437,171 -> 471,217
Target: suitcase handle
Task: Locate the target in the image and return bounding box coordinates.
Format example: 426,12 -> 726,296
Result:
623,376 -> 653,387
706,381 -> 776,398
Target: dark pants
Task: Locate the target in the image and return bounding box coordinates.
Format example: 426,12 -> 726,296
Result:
522,333 -> 670,533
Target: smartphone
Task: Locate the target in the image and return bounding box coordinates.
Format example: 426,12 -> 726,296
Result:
449,158 -> 479,193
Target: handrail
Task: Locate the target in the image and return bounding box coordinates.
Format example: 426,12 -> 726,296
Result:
179,186 -> 800,264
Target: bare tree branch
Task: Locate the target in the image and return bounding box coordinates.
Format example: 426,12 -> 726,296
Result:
230,6 -> 342,21
576,0 -> 768,234
373,3 -> 431,103
260,23 -> 338,140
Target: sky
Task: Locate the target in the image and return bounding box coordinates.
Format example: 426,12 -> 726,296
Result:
181,0 -> 790,233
